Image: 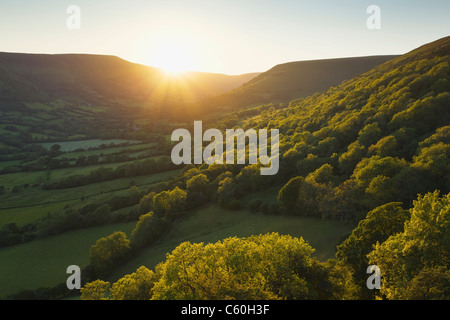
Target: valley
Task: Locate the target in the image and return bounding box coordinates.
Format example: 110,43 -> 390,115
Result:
0,36 -> 449,300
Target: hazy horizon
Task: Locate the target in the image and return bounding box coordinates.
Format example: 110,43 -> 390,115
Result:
1,1 -> 450,74
0,49 -> 403,76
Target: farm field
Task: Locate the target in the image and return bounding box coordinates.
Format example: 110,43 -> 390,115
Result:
0,169 -> 181,227
39,139 -> 145,152
0,155 -> 169,188
0,221 -> 137,298
54,142 -> 157,160
0,135 -> 183,297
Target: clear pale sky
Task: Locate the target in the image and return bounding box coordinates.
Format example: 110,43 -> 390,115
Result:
0,0 -> 449,74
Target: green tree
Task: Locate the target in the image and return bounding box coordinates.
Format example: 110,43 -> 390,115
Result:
368,191 -> 450,299
306,163 -> 336,185
153,187 -> 187,214
368,135 -> 398,157
85,204 -> 111,226
412,142 -> 450,192
215,177 -> 238,208
186,174 -> 209,194
152,190 -> 171,214
168,186 -> 187,212
352,156 -> 408,190
357,122 -> 382,147
80,280 -> 110,300
90,231 -> 132,277
130,212 -> 164,249
277,176 -> 319,216
338,141 -> 366,175
110,266 -> 157,300
150,233 -> 335,300
138,191 -> 156,215
403,266 -> 450,300
277,176 -> 304,212
336,202 -> 409,298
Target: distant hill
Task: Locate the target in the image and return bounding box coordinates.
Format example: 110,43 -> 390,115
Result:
0,52 -> 260,138
0,52 -> 259,107
201,55 -> 398,109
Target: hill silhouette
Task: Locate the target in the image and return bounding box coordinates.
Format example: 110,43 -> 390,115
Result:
0,52 -> 259,106
201,55 -> 398,109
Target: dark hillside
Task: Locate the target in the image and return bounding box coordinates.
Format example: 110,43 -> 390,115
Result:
201,55 -> 398,108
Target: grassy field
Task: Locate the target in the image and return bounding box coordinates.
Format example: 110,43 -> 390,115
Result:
0,200 -> 78,228
108,204 -> 354,283
0,221 -> 137,298
240,183 -> 283,205
0,155 -> 170,188
0,169 -> 181,227
39,139 -> 144,152
0,160 -> 22,171
54,142 -> 157,160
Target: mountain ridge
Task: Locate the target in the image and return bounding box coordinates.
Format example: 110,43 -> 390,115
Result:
0,51 -> 260,106
200,55 -> 399,109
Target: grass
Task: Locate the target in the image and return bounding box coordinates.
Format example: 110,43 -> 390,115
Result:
0,160 -> 22,171
0,200 -> 78,227
54,142 -> 157,160
0,221 -> 137,298
240,183 -> 283,205
39,139 -> 144,152
0,155 -> 170,188
0,170 -> 47,188
0,169 -> 181,227
108,204 -> 354,283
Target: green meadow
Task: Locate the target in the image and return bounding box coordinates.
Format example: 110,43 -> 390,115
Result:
0,221 -> 136,298
39,139 -> 144,152
0,169 -> 181,227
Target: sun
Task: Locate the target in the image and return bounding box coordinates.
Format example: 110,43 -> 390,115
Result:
151,41 -> 197,75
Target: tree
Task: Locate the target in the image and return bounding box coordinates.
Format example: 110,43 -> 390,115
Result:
338,141 -> 366,175
90,231 -> 132,277
277,176 -> 319,216
277,176 -> 304,212
368,191 -> 450,299
130,212 -> 164,249
352,156 -> 408,190
336,202 -> 409,298
357,122 -> 382,147
186,174 -> 210,206
167,186 -> 187,212
138,191 -> 156,215
50,144 -> 61,156
80,280 -> 110,300
412,142 -> 450,193
368,135 -> 398,157
150,233 -> 335,300
403,266 -> 450,300
85,204 -> 111,226
186,173 -> 209,193
152,190 -> 171,214
75,155 -> 87,166
215,177 -> 238,208
306,163 -> 336,185
153,187 -> 187,214
110,266 -> 157,300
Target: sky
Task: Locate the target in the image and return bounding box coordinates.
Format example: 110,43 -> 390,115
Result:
0,0 -> 449,74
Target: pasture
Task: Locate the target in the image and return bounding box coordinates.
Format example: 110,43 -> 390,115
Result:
0,221 -> 136,298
